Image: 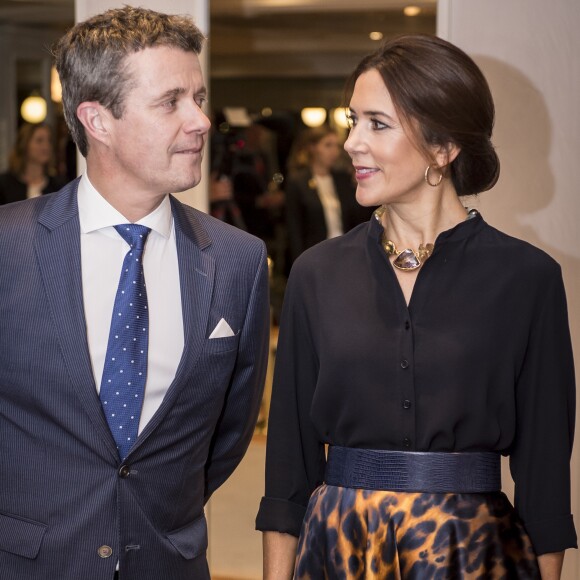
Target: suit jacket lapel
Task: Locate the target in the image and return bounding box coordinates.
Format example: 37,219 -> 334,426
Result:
135,197 -> 215,446
35,180 -> 119,460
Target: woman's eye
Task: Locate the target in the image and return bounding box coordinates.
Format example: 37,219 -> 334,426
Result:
370,118 -> 388,131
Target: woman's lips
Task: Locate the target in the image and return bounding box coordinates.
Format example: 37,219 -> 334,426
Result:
354,167 -> 379,180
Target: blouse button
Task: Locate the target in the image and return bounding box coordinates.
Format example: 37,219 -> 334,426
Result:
400,359 -> 409,369
405,321 -> 410,330
403,400 -> 412,409
403,437 -> 411,448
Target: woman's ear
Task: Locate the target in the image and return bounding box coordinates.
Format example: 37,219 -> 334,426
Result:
434,141 -> 461,168
76,102 -> 111,147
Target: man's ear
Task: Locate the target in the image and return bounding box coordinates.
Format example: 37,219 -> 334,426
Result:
434,141 -> 461,168
76,102 -> 111,146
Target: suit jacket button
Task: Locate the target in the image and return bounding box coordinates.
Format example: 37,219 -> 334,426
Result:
118,464 -> 131,478
98,545 -> 113,558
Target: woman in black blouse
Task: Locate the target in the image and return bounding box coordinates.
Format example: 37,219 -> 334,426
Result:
285,126 -> 373,265
0,123 -> 64,205
257,35 -> 576,579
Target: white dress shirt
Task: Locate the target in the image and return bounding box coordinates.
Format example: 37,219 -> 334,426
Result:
27,181 -> 45,199
314,174 -> 343,239
78,174 -> 184,434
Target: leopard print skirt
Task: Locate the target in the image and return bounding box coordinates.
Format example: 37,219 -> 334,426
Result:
294,485 -> 540,579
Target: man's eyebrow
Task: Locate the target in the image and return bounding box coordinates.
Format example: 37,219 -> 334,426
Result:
152,86 -> 208,106
154,87 -> 186,102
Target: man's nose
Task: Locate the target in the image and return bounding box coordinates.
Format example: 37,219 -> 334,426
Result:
183,102 -> 211,134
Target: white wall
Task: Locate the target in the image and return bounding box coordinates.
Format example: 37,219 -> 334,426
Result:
438,1 -> 580,577
74,0 -> 209,211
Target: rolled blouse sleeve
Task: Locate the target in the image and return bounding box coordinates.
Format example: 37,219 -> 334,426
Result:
510,262 -> 577,554
255,260 -> 326,536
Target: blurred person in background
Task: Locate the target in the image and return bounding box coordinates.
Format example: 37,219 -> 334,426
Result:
0,122 -> 64,205
285,126 -> 373,265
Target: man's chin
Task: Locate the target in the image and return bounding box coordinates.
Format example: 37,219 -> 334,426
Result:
170,174 -> 202,194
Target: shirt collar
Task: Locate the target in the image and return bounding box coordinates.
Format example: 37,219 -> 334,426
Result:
77,173 -> 173,238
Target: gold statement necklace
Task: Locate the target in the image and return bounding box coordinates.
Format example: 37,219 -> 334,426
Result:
374,206 -> 478,272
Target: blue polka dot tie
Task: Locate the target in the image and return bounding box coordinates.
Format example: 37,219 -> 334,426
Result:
100,224 -> 151,460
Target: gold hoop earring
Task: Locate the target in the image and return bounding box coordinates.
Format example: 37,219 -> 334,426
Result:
424,164 -> 443,187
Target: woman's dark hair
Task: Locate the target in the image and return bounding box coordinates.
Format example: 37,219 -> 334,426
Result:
345,34 -> 499,196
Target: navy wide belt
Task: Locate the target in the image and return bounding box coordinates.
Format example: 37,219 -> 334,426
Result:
325,446 -> 501,493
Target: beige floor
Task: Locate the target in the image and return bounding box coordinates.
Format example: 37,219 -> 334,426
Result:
207,435 -> 266,580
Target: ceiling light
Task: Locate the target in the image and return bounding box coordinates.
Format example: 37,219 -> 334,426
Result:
21,94 -> 47,123
301,107 -> 327,128
223,106 -> 252,127
404,6 -> 422,17
369,31 -> 383,41
51,66 -> 62,103
332,108 -> 350,130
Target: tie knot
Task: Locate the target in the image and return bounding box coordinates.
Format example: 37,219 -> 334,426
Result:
115,224 -> 151,250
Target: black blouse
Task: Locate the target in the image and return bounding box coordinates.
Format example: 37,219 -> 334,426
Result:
285,168 -> 373,264
256,213 -> 577,556
0,171 -> 64,205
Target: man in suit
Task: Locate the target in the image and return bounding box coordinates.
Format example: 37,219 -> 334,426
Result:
0,7 -> 269,580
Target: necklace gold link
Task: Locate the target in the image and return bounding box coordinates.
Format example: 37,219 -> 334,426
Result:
373,206 -> 479,272
374,206 -> 434,271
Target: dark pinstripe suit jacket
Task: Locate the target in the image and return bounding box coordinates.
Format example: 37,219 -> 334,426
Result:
0,179 -> 270,579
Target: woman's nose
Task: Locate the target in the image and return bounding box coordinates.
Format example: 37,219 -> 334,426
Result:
343,128 -> 358,157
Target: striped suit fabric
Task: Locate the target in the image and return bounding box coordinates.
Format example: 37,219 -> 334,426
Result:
0,179 -> 270,579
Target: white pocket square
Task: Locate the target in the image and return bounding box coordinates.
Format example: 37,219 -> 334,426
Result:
209,318 -> 235,339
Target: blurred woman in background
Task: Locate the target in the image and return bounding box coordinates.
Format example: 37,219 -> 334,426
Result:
285,126 -> 373,265
0,123 -> 64,205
